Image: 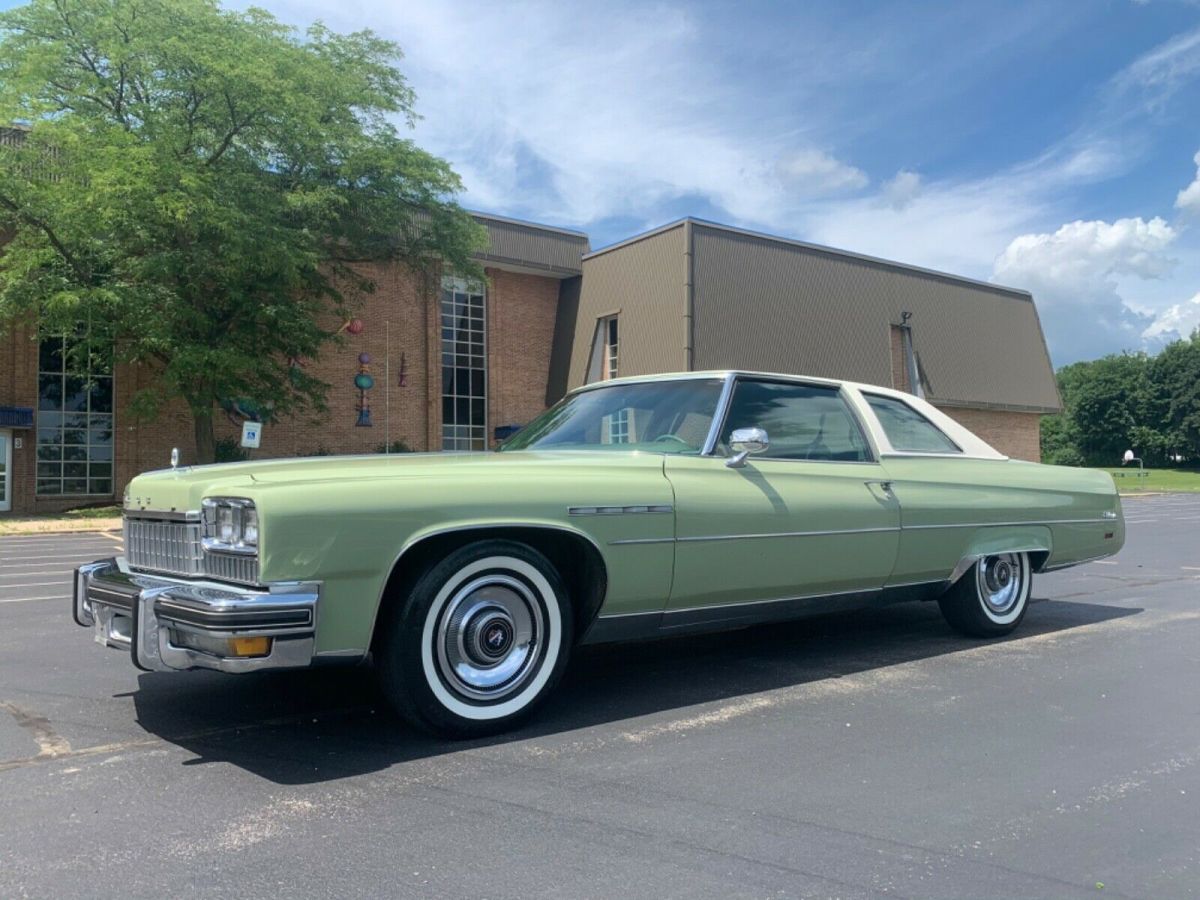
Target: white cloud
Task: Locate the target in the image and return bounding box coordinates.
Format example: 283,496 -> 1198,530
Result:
776,149 -> 868,196
1144,291 -> 1200,339
993,218 -> 1177,361
1115,25 -> 1200,95
1176,150 -> 1200,213
879,170 -> 922,211
246,1 -> 1200,362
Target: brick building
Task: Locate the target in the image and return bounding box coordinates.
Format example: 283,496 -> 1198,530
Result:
0,213 -> 1060,517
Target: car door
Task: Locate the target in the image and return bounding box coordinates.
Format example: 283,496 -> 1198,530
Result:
664,378 -> 901,618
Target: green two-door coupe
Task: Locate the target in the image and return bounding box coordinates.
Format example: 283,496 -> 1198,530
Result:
73,371 -> 1124,736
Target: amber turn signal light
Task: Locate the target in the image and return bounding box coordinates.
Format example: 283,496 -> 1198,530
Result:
228,637 -> 272,657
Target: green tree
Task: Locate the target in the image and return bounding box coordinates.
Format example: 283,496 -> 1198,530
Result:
1150,330 -> 1200,462
1054,353 -> 1166,466
0,0 -> 484,462
1039,411 -> 1083,466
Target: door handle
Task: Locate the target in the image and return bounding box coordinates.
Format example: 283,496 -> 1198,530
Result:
865,480 -> 895,500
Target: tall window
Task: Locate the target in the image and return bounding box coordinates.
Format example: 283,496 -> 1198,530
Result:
591,316 -> 627,441
585,314 -> 621,384
441,275 -> 487,451
36,336 -> 114,495
603,316 -> 618,379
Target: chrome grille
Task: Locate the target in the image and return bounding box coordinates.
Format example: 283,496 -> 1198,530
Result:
124,517 -> 203,577
202,551 -> 260,585
124,513 -> 259,585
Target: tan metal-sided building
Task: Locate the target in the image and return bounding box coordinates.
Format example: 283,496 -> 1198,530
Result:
550,218 -> 1061,462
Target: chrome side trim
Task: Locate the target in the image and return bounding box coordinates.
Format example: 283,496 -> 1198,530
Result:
568,504 -> 673,516
622,583 -> 883,620
679,526 -> 900,543
904,518 -> 1108,530
610,525 -> 902,546
611,518 -> 1100,548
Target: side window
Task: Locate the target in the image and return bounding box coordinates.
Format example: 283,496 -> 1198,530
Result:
721,381 -> 871,462
865,394 -> 960,453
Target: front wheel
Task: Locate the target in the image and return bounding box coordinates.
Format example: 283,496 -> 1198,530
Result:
377,540 -> 573,738
937,551 -> 1031,637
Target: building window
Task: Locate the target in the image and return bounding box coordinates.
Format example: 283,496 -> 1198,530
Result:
603,316 -> 618,379
36,335 -> 114,495
586,314 -> 621,384
590,316 -> 628,441
441,275 -> 487,451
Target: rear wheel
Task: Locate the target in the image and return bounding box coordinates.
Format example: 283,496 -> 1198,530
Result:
377,539 -> 573,738
937,551 -> 1031,637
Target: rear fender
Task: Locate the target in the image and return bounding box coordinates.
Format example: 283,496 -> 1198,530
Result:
947,525 -> 1052,584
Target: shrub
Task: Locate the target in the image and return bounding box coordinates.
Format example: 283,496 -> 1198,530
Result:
214,437 -> 250,463
1044,446 -> 1086,467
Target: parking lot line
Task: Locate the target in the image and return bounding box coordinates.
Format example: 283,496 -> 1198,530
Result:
0,533 -> 117,543
0,595 -> 68,604
0,580 -> 72,590
0,554 -> 116,565
0,563 -> 103,574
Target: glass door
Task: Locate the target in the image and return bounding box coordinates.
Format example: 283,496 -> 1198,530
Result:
0,430 -> 11,512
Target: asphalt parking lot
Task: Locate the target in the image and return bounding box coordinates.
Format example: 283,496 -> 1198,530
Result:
0,496 -> 1198,899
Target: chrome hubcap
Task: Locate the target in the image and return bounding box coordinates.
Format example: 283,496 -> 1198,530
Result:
435,574 -> 543,702
978,553 -> 1023,614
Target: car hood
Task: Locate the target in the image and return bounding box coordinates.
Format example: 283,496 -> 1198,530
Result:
123,450 -> 667,515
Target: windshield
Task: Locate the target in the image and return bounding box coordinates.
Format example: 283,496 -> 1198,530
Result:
500,378 -> 725,453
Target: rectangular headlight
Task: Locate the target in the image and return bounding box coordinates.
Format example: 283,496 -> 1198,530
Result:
242,506 -> 258,545
202,498 -> 258,555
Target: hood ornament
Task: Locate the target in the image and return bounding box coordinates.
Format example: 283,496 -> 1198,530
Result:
170,447 -> 180,470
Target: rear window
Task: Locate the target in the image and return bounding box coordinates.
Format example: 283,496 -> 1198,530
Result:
865,394 -> 960,454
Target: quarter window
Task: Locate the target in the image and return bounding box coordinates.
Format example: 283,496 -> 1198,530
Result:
36,335 -> 114,495
720,381 -> 871,462
864,394 -> 960,453
441,276 -> 487,451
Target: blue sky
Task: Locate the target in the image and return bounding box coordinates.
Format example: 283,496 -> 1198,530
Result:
5,0 -> 1200,365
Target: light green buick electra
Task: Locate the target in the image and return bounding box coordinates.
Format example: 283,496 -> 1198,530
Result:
73,372 -> 1124,737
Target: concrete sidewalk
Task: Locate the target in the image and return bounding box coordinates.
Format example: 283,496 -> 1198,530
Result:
0,516 -> 122,537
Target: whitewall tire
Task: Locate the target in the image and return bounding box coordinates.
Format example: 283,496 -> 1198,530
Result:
378,540 -> 573,738
937,551 -> 1032,637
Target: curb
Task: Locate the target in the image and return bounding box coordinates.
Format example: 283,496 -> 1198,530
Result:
0,519 -> 123,537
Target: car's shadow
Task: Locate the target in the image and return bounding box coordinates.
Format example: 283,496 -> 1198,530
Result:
131,597 -> 1139,785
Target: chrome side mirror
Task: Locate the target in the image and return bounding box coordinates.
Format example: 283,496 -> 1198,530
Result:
726,427 -> 769,468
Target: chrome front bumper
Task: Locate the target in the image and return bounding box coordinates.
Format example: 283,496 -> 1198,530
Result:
73,559 -> 319,674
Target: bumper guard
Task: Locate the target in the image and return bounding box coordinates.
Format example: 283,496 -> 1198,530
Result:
73,559 -> 319,673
